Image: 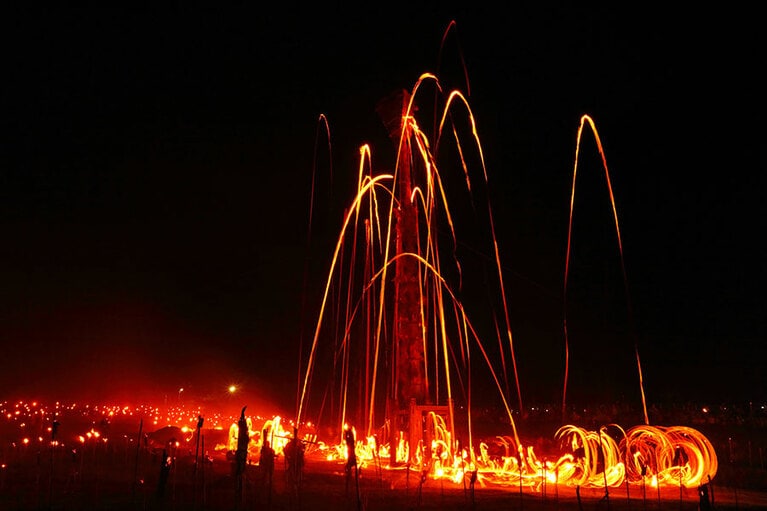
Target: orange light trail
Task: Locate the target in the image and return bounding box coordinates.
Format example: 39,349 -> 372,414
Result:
296,72 -> 529,474
292,47 -> 717,492
562,114 -> 649,425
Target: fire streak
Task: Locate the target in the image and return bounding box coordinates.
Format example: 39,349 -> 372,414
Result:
293,21 -> 718,491
319,422 -> 717,489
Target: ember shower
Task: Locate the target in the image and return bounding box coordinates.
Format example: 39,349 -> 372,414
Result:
290,38 -> 717,490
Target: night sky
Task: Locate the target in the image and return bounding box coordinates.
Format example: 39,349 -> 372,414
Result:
1,6 -> 763,412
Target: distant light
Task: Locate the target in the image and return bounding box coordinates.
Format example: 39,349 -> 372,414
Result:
228,385 -> 236,393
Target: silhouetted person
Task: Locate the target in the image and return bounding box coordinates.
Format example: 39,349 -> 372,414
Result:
285,427 -> 304,487
344,425 -> 356,475
234,406 -> 249,509
260,438 -> 275,499
343,424 -> 358,496
698,483 -> 712,511
284,431 -> 296,469
260,439 -> 275,472
343,424 -> 361,508
235,407 -> 249,477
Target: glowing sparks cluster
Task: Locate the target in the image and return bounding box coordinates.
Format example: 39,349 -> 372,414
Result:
294,22 -> 719,494
330,423 -> 717,490
226,415 -> 290,456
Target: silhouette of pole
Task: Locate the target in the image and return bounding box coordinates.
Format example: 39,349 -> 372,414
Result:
234,406 -> 249,510
376,88 -> 427,465
641,463 -> 647,511
48,417 -> 59,511
132,418 -> 143,503
599,427 -> 610,511
201,435 -> 206,507
193,414 -> 203,510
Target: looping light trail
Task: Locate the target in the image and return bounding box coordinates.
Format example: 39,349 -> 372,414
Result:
292,32 -> 716,491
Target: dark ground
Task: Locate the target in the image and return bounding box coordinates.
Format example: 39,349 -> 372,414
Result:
2,442 -> 766,511
2,399 -> 766,510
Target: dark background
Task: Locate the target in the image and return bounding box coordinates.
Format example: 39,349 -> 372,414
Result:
0,5 -> 763,414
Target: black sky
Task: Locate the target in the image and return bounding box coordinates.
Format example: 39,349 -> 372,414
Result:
1,5 -> 763,409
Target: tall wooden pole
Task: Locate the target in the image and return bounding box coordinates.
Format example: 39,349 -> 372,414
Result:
376,89 -> 427,463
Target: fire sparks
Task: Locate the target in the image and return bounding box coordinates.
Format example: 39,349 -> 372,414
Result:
318,422 -> 717,490
291,22 -> 721,493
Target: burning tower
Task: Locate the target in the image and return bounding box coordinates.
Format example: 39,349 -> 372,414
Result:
376,89 -> 453,466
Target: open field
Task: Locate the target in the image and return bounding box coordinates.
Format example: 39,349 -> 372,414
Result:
2,450 -> 766,511
2,399 -> 766,510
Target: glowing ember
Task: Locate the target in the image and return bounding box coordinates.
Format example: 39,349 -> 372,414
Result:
291,22 -> 719,491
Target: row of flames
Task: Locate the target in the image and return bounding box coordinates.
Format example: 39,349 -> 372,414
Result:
320,421 -> 717,489
222,413 -> 717,490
